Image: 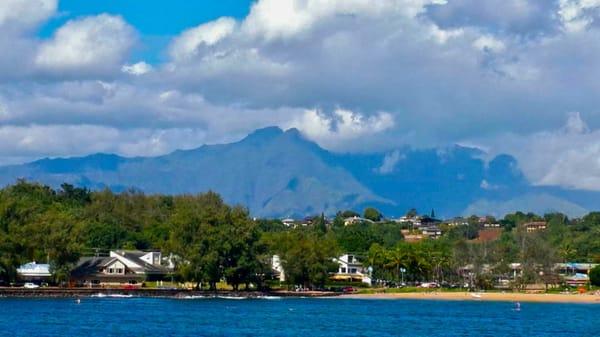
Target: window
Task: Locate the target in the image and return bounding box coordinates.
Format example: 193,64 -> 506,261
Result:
348,255 -> 354,263
341,267 -> 347,273
116,268 -> 123,274
108,268 -> 114,274
350,268 -> 357,274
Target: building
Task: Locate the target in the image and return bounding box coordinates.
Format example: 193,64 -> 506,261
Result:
474,228 -> 503,243
331,254 -> 372,285
17,262 -> 52,283
421,226 -> 442,239
445,217 -> 469,227
394,216 -> 422,228
343,216 -> 374,226
70,250 -> 171,287
523,221 -> 547,233
281,218 -> 296,227
271,255 -> 286,282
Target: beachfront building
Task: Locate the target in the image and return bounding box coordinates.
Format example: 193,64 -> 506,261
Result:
331,254 -> 372,286
17,262 -> 52,283
70,250 -> 171,287
271,255 -> 286,282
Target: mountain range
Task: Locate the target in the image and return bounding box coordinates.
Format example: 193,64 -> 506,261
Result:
0,127 -> 594,218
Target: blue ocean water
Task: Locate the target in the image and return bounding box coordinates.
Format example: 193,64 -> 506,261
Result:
0,297 -> 598,337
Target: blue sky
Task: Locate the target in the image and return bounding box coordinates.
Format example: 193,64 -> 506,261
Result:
2,0 -> 600,193
43,0 -> 253,35
39,0 -> 254,62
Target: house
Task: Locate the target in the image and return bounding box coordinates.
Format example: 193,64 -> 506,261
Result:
70,250 -> 171,287
344,216 -> 374,226
421,226 -> 442,239
523,221 -> 547,233
419,216 -> 442,228
271,255 -> 286,282
281,218 -> 296,227
331,254 -> 372,285
395,215 -> 422,228
474,228 -> 503,243
402,229 -> 425,242
17,262 -> 52,283
445,217 -> 469,227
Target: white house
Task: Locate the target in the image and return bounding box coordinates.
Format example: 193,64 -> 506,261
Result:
271,255 -> 286,282
332,254 -> 372,286
17,262 -> 52,282
344,216 -> 374,226
71,250 -> 171,287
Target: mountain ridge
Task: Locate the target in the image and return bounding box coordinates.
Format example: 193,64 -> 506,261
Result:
0,127 -> 594,218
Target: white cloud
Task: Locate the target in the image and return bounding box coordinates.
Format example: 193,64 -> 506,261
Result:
473,35 -> 506,53
35,14 -> 135,75
0,0 -> 57,30
482,112 -> 600,191
377,150 -> 405,174
169,17 -> 236,62
1,0 -> 600,198
558,0 -> 600,32
0,124 -> 210,165
287,108 -> 394,150
121,62 -> 153,76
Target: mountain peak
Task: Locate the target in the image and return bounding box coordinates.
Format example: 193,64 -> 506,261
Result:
242,126 -> 284,143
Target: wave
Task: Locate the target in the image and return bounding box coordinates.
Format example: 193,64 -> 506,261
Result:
217,295 -> 247,300
90,293 -> 134,298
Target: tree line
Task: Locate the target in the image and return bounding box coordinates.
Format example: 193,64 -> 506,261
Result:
0,181 -> 599,289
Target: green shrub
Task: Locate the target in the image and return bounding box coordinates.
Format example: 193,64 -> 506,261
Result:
590,265 -> 600,287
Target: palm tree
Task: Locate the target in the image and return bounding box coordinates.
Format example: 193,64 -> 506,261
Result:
559,242 -> 577,263
385,245 -> 409,281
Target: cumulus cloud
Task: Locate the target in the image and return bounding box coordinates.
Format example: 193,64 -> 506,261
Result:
0,124 -> 210,165
1,0 -> 600,195
169,17 -> 237,62
121,62 -> 153,76
35,14 -> 136,75
0,0 -> 57,30
425,0 -> 558,36
481,112 -> 600,191
287,108 -> 395,150
558,0 -> 600,32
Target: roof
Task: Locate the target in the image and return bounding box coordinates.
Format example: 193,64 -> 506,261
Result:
111,251 -> 169,274
474,229 -> 503,243
71,251 -> 170,279
17,262 -> 51,277
71,257 -> 112,278
523,221 -> 547,227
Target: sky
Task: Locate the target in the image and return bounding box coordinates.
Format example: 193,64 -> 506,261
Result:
1,0 -> 600,191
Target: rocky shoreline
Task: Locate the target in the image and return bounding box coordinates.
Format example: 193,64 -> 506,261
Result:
0,287 -> 340,299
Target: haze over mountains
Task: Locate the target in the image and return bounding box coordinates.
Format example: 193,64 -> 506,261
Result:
0,127 -> 592,218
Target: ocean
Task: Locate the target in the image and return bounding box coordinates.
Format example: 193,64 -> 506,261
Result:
0,297 -> 598,336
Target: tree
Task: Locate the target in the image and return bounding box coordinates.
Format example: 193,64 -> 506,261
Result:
268,230 -> 339,289
406,208 -> 418,218
590,265 -> 600,287
340,210 -> 360,218
364,208 -> 382,222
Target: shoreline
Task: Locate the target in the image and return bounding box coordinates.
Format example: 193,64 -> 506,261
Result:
341,291 -> 600,304
2,288 -> 600,304
0,287 -> 338,299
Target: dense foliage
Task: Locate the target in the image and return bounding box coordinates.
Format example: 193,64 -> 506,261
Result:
590,265 -> 600,287
0,181 -> 599,290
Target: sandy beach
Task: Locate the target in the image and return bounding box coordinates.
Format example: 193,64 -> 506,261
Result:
343,291 -> 600,303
